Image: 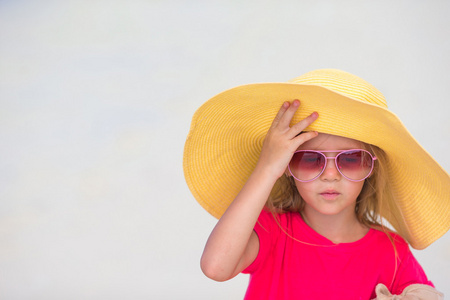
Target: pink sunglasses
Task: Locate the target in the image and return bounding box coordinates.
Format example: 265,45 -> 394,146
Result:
288,149 -> 377,182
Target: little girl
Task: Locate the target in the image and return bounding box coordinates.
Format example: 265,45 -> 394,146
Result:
183,69 -> 449,299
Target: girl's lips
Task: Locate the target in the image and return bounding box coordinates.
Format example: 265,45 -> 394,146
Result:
320,191 -> 340,200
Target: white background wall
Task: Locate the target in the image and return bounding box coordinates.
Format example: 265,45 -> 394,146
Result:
1,0 -> 449,299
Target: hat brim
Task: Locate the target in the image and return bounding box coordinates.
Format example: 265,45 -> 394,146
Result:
183,83 -> 450,249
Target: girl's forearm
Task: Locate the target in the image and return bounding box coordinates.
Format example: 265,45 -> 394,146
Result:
200,164 -> 278,281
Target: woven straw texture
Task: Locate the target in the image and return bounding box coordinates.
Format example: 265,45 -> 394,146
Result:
183,69 -> 450,249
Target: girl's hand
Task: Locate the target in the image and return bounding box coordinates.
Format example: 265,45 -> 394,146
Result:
256,100 -> 319,180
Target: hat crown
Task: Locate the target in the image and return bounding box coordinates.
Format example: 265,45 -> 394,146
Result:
288,69 -> 388,108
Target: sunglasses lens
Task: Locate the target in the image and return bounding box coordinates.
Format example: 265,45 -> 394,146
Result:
336,150 -> 373,180
290,151 -> 325,181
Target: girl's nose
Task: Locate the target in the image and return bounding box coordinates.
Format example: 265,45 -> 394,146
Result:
319,159 -> 341,181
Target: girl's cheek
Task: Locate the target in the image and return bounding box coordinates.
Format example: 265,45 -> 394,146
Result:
295,182 -> 315,199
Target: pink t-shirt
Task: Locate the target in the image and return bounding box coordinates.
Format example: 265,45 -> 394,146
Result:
242,210 -> 432,300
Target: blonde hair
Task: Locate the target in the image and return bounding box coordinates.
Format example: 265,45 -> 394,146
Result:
267,143 -> 396,231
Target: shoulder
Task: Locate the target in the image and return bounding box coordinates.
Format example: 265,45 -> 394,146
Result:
257,208 -> 297,226
254,209 -> 300,243
370,226 -> 406,243
369,227 -> 411,255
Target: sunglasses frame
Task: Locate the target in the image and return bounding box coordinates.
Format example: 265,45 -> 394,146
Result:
288,149 -> 377,182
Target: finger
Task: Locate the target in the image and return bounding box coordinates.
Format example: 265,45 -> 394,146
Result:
288,111 -> 318,138
278,99 -> 300,128
292,130 -> 319,147
269,101 -> 290,129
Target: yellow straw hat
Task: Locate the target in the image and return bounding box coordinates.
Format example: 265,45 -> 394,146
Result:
183,69 -> 450,250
